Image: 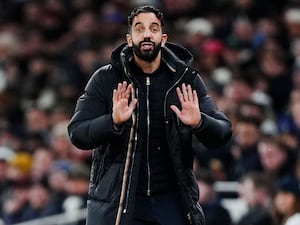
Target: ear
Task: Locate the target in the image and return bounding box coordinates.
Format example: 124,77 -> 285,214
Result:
161,34 -> 168,47
126,34 -> 133,47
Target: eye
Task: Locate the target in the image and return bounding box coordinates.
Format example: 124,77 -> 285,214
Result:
151,26 -> 159,33
135,25 -> 144,33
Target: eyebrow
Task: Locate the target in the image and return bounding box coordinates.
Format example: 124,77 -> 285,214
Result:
134,22 -> 160,27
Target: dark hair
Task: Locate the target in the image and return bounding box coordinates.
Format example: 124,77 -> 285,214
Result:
195,169 -> 215,186
127,5 -> 165,32
242,172 -> 275,196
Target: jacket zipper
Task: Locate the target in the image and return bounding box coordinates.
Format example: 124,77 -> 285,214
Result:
163,67 -> 194,224
146,76 -> 151,196
187,212 -> 193,224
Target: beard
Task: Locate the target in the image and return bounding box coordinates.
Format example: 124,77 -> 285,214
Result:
132,38 -> 161,62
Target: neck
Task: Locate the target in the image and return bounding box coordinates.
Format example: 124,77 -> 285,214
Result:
133,52 -> 161,74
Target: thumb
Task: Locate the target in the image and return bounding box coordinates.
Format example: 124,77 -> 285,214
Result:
170,105 -> 181,116
129,99 -> 138,110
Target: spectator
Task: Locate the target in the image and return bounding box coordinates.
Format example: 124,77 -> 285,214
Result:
7,152 -> 33,186
21,54 -> 57,109
21,182 -> 61,222
62,163 -> 90,225
272,176 -> 300,225
0,147 -> 15,215
222,75 -> 257,113
63,163 -> 90,210
181,17 -> 214,57
30,147 -> 54,183
195,169 -> 232,225
256,38 -> 293,115
24,107 -> 51,145
161,0 -> 200,19
228,114 -> 263,180
50,121 -> 91,163
257,134 -> 297,181
278,88 -> 300,144
1,183 -> 31,224
197,38 -> 226,82
284,7 -> 300,42
46,160 -> 71,216
236,172 -> 274,225
292,67 -> 300,89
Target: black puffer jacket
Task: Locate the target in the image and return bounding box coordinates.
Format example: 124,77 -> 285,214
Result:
68,42 -> 232,225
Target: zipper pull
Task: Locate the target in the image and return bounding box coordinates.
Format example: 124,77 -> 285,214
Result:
146,77 -> 150,86
187,212 -> 193,225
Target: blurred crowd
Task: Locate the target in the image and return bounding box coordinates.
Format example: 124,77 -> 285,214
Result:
1,0 -> 300,225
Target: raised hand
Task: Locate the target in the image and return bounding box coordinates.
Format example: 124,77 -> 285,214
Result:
112,81 -> 137,125
170,83 -> 202,127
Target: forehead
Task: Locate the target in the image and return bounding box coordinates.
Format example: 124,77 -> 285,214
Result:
132,12 -> 161,26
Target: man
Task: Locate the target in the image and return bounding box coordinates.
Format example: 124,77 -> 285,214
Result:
195,169 -> 232,225
68,5 -> 232,225
237,172 -> 275,225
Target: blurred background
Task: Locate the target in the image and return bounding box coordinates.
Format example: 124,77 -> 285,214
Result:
1,0 -> 300,225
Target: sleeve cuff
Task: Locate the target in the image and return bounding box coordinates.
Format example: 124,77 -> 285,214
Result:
112,122 -> 125,134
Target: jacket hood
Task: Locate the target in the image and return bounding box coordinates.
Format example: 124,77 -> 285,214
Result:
163,42 -> 194,66
110,42 -> 194,77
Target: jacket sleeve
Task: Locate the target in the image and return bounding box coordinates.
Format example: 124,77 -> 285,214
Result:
68,68 -> 118,150
192,73 -> 233,148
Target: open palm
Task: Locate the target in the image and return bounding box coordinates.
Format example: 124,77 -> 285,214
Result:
170,83 -> 201,127
112,81 -> 137,125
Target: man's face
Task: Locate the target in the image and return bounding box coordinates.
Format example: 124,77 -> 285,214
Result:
132,37 -> 161,62
126,12 -> 167,62
239,178 -> 257,207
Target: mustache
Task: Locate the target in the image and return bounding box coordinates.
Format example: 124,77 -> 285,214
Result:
139,38 -> 155,46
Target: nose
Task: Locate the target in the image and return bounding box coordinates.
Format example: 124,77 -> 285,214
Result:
143,29 -> 151,38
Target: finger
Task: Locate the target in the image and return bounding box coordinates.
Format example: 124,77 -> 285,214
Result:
181,83 -> 188,102
187,84 -> 193,102
129,98 -> 138,110
176,87 -> 184,103
113,89 -> 117,103
125,84 -> 132,99
121,81 -> 127,98
193,90 -> 199,106
117,82 -> 122,91
116,83 -> 122,101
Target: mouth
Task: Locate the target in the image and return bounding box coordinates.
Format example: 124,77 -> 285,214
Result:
141,42 -> 154,51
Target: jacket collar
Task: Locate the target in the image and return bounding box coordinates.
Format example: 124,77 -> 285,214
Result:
110,42 -> 194,78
